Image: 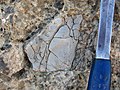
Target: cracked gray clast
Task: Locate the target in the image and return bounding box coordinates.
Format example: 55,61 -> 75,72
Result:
25,15 -> 82,71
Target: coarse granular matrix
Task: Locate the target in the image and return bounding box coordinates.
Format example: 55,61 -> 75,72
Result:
0,0 -> 119,90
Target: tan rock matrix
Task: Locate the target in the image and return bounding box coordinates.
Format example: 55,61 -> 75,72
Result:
0,0 -> 119,90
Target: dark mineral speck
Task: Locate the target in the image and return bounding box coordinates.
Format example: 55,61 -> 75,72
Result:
54,0 -> 64,10
0,57 -> 7,70
4,6 -> 14,14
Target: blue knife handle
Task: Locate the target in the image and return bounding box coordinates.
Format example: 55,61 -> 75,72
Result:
87,59 -> 111,90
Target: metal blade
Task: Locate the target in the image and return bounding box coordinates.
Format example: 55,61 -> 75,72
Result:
96,0 -> 115,59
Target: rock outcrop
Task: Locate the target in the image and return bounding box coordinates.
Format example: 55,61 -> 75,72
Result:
0,0 -> 119,90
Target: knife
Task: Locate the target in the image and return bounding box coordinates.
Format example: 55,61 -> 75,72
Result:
87,0 -> 115,90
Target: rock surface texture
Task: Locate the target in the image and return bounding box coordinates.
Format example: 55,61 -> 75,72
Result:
0,0 -> 120,90
24,15 -> 82,71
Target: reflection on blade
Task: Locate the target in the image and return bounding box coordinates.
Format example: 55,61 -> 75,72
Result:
96,0 -> 115,59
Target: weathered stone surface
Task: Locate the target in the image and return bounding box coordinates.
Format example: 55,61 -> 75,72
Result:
28,70 -> 88,90
0,0 -> 120,90
25,14 -> 82,71
48,37 -> 77,70
0,82 -> 8,90
54,25 -> 70,38
1,43 -> 25,76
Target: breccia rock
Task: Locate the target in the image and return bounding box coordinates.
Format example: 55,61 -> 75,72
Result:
24,14 -> 82,71
1,43 -> 25,76
0,0 -> 119,89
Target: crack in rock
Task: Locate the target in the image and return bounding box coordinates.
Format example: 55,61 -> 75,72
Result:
24,14 -> 82,71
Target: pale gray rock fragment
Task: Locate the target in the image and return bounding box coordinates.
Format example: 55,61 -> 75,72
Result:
25,45 -> 34,60
24,14 -> 82,71
25,38 -> 47,71
32,58 -> 42,71
41,17 -> 64,43
48,38 -> 77,71
73,29 -> 80,40
73,15 -> 82,25
39,41 -> 47,58
54,25 -> 70,38
66,17 -> 73,29
30,38 -> 40,53
65,16 -> 74,37
47,53 -> 60,71
72,15 -> 82,39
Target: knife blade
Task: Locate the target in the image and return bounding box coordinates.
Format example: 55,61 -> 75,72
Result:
96,0 -> 115,59
87,0 -> 115,90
